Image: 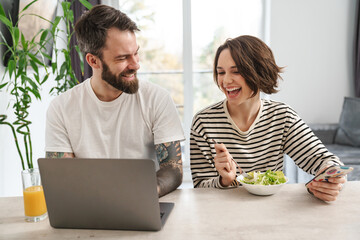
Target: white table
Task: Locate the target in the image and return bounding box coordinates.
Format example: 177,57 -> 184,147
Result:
1,182 -> 359,240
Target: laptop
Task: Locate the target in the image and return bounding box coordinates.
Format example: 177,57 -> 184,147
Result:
38,158 -> 174,231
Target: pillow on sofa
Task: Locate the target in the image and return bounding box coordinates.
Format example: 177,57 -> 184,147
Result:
334,97 -> 360,147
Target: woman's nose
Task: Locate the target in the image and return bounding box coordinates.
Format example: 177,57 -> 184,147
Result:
223,73 -> 232,84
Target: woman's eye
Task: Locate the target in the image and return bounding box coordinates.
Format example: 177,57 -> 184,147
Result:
218,72 -> 225,75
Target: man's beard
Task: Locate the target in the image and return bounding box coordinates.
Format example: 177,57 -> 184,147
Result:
101,60 -> 139,94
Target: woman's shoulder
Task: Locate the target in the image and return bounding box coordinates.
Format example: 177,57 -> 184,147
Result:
194,100 -> 226,117
261,99 -> 299,119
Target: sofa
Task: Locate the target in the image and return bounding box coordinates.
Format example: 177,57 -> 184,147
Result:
309,97 -> 360,181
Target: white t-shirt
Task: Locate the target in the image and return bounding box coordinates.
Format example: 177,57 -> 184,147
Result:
45,78 -> 185,169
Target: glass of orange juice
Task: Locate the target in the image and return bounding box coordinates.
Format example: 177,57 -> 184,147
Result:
21,168 -> 47,222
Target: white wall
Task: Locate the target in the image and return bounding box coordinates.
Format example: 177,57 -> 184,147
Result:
270,0 -> 357,124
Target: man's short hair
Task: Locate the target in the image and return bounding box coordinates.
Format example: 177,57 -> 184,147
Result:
74,4 -> 139,58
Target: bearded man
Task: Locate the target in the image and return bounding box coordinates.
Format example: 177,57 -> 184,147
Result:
45,5 -> 185,197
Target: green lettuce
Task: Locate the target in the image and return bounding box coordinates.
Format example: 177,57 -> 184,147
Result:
240,170 -> 287,185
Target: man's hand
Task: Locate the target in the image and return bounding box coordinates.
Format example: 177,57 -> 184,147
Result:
155,141 -> 182,197
214,143 -> 236,187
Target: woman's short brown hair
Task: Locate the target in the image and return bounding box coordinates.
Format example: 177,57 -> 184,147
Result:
213,35 -> 283,96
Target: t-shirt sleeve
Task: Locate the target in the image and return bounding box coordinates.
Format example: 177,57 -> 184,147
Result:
45,100 -> 73,153
152,93 -> 185,145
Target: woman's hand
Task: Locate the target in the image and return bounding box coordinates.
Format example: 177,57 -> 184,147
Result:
307,167 -> 346,202
214,143 -> 236,187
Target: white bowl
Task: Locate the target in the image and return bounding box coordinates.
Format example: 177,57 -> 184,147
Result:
237,175 -> 289,196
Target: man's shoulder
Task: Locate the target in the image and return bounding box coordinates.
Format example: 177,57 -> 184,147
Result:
50,80 -> 88,107
136,80 -> 171,104
138,80 -> 168,95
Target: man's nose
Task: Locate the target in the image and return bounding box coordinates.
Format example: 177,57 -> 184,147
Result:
128,56 -> 140,70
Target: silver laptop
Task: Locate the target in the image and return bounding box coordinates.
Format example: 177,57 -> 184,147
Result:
38,158 -> 174,231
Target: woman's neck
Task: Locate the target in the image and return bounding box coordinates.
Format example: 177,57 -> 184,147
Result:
227,94 -> 261,132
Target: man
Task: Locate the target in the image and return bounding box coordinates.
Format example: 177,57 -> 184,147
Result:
45,5 -> 185,197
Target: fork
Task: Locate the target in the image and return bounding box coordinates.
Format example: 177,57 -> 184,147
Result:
211,139 -> 253,180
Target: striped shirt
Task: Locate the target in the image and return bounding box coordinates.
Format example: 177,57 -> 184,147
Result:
190,99 -> 342,188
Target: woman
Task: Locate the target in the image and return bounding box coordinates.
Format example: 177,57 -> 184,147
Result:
190,35 -> 345,201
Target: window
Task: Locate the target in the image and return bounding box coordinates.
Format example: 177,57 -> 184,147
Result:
118,0 -> 265,168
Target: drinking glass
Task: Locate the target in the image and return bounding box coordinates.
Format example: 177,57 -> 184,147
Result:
21,168 -> 47,222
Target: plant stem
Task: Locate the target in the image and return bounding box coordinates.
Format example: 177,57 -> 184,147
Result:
0,116 -> 25,170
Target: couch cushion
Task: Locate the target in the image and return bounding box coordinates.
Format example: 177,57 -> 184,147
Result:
326,144 -> 360,165
334,97 -> 360,147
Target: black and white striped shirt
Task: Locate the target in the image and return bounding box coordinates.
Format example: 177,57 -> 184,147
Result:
190,99 -> 342,188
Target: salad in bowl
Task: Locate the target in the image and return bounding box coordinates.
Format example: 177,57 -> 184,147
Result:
237,170 -> 288,196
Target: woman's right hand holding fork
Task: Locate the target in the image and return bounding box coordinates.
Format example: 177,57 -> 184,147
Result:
213,142 -> 237,187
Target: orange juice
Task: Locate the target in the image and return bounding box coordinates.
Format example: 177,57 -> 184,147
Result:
23,185 -> 47,216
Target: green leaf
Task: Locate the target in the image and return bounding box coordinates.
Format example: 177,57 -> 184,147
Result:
0,3 -> 6,17
13,27 -> 20,47
19,0 -> 38,15
40,29 -> 48,45
21,33 -> 27,51
27,86 -> 41,100
8,60 -> 16,79
59,62 -> 67,76
18,86 -> 26,93
30,60 -> 38,75
0,82 -> 8,89
41,51 -> 52,60
23,76 -> 39,91
33,73 -> 40,84
0,15 -> 11,28
68,10 -> 74,23
51,16 -> 61,33
40,73 -> 49,85
61,1 -> 71,12
51,62 -> 57,73
79,0 -> 93,10
28,53 -> 45,67
18,56 -> 27,72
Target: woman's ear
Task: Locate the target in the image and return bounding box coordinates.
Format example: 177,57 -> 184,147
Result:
86,53 -> 101,69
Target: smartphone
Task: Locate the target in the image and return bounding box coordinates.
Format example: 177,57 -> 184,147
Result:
305,165 -> 353,187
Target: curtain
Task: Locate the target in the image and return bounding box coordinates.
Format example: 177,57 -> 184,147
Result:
356,1 -> 360,97
69,0 -> 101,83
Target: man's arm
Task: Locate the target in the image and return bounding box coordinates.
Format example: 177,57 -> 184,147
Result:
45,152 -> 75,158
155,141 -> 182,197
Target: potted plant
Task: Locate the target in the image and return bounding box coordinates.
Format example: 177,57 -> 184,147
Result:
0,0 -> 92,171
0,0 -> 51,170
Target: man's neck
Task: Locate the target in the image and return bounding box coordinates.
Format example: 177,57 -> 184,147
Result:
90,76 -> 122,102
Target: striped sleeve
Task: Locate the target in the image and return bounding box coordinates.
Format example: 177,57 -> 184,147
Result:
283,108 -> 343,175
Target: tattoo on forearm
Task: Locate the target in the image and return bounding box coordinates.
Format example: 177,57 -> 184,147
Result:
45,152 -> 75,158
155,141 -> 183,197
